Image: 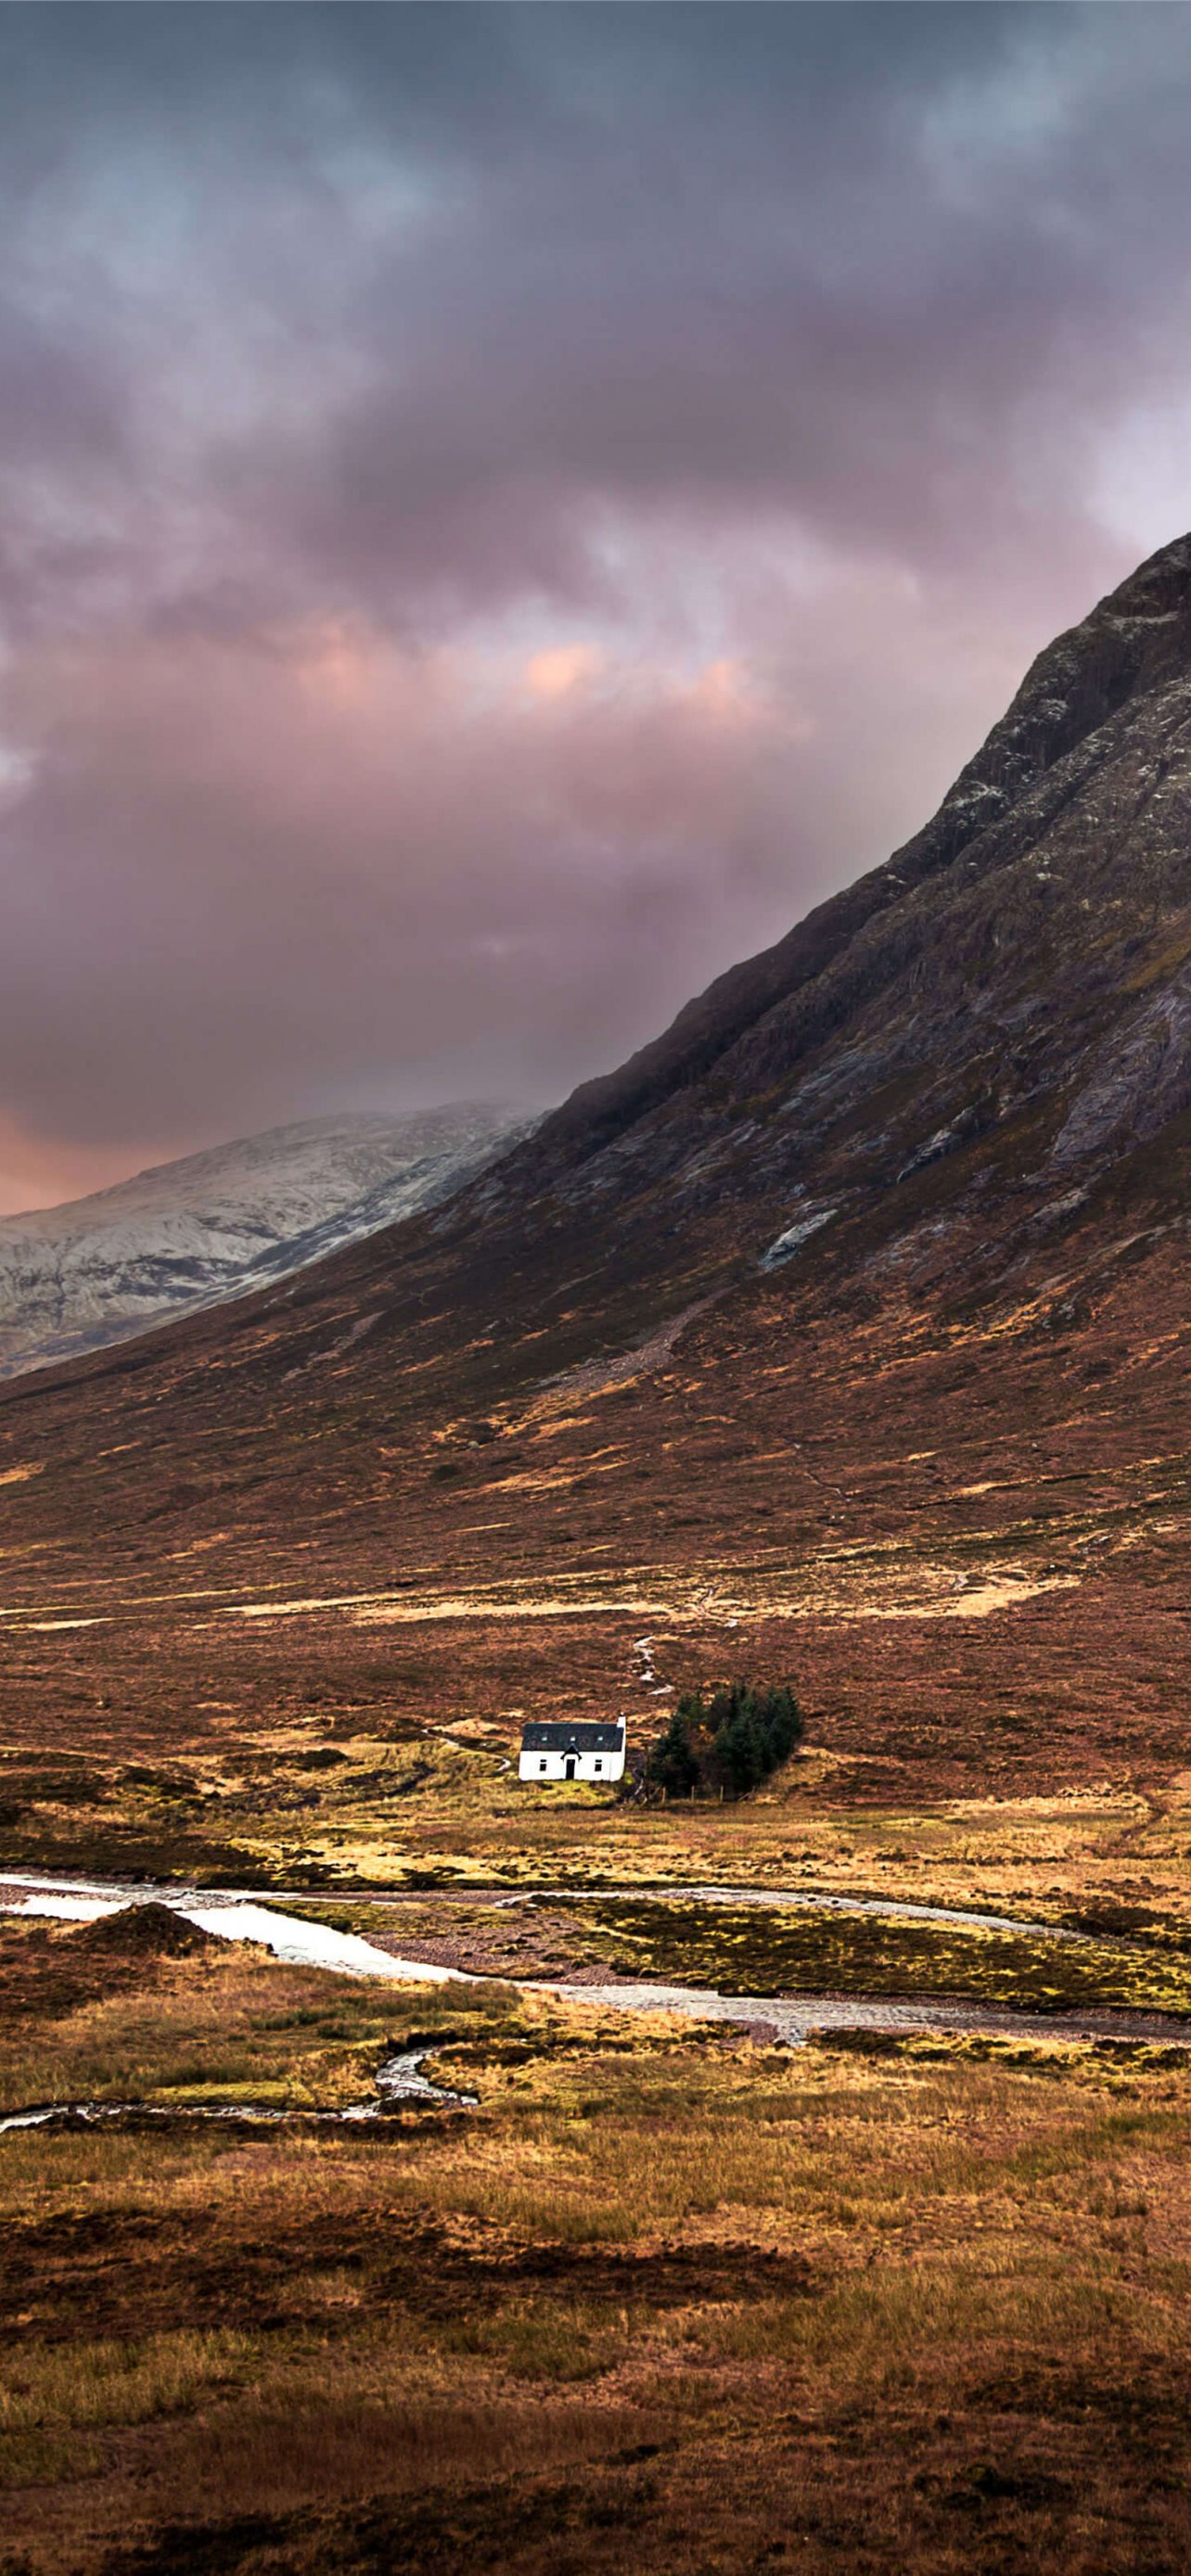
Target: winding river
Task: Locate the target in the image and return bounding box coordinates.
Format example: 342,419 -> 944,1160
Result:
2,1868 -> 1189,2080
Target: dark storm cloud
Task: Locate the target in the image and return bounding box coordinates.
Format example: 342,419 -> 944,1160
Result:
194,4 -> 1185,614
1,5 -> 1191,1205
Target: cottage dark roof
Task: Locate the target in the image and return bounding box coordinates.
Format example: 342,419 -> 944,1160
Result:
520,1721 -> 625,1752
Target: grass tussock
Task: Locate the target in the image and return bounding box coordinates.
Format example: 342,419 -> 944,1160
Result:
154,2392 -> 670,2524
0,2329 -> 251,2446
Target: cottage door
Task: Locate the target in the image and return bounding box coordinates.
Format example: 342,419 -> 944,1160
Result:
564,1755 -> 577,1780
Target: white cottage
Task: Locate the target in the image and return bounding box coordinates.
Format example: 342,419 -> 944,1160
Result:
519,1720 -> 626,1785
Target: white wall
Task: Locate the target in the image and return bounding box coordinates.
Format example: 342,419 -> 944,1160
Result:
518,1744 -> 625,1783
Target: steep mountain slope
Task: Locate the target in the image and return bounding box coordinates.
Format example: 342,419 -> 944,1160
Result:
4,536 -> 1191,1817
0,1103 -> 527,1377
544,530 -> 1191,1158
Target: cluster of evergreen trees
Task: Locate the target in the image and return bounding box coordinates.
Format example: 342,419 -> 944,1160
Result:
646,1679 -> 802,1799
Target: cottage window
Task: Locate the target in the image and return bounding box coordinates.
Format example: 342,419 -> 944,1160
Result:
539,1757 -> 547,1773
594,1757 -> 602,1772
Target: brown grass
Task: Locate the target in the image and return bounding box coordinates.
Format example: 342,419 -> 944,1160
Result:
3,1927 -> 1191,2571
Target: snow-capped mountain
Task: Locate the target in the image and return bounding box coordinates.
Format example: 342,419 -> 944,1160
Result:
0,1104 -> 528,1377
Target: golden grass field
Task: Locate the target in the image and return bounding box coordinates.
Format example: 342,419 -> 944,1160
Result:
3,1913 -> 1191,2573
4,1394 -> 1191,2574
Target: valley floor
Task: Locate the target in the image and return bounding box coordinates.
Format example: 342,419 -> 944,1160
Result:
4,1286 -> 1191,2568
3,1889 -> 1191,2571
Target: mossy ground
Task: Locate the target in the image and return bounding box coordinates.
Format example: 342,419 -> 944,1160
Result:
564,1895 -> 1191,2015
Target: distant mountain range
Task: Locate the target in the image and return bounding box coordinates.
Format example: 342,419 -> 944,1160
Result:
0,1104 -> 528,1376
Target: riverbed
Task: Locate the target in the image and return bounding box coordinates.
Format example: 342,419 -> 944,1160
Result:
3,1868 -> 1189,2052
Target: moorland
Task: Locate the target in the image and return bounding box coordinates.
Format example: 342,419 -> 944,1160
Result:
4,1908 -> 1191,2576
6,539 -> 1191,2567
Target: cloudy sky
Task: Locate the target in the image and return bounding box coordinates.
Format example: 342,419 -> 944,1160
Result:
2,3 -> 1191,1209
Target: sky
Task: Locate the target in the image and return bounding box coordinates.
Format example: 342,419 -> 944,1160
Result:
3,3 -> 1191,1212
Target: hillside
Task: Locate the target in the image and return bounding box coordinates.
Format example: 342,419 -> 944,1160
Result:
3,536 -> 1191,1847
0,1103 -> 526,1377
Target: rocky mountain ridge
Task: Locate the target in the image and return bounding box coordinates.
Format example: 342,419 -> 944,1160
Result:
477,532 -> 1191,1307
536,530 -> 1191,1178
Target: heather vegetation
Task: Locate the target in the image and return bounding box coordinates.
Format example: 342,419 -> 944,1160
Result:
3,1913 -> 1191,2573
646,1680 -> 802,1799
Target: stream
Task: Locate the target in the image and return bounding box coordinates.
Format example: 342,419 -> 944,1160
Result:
0,1876 -> 469,1983
2,1868 -> 1189,2129
0,2047 -> 477,2137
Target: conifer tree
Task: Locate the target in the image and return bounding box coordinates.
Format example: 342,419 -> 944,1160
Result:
647,1707 -> 698,1795
647,1677 -> 802,1799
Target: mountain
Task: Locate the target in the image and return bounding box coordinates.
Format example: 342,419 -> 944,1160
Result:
0,1103 -> 527,1377
5,535 -> 1191,1807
